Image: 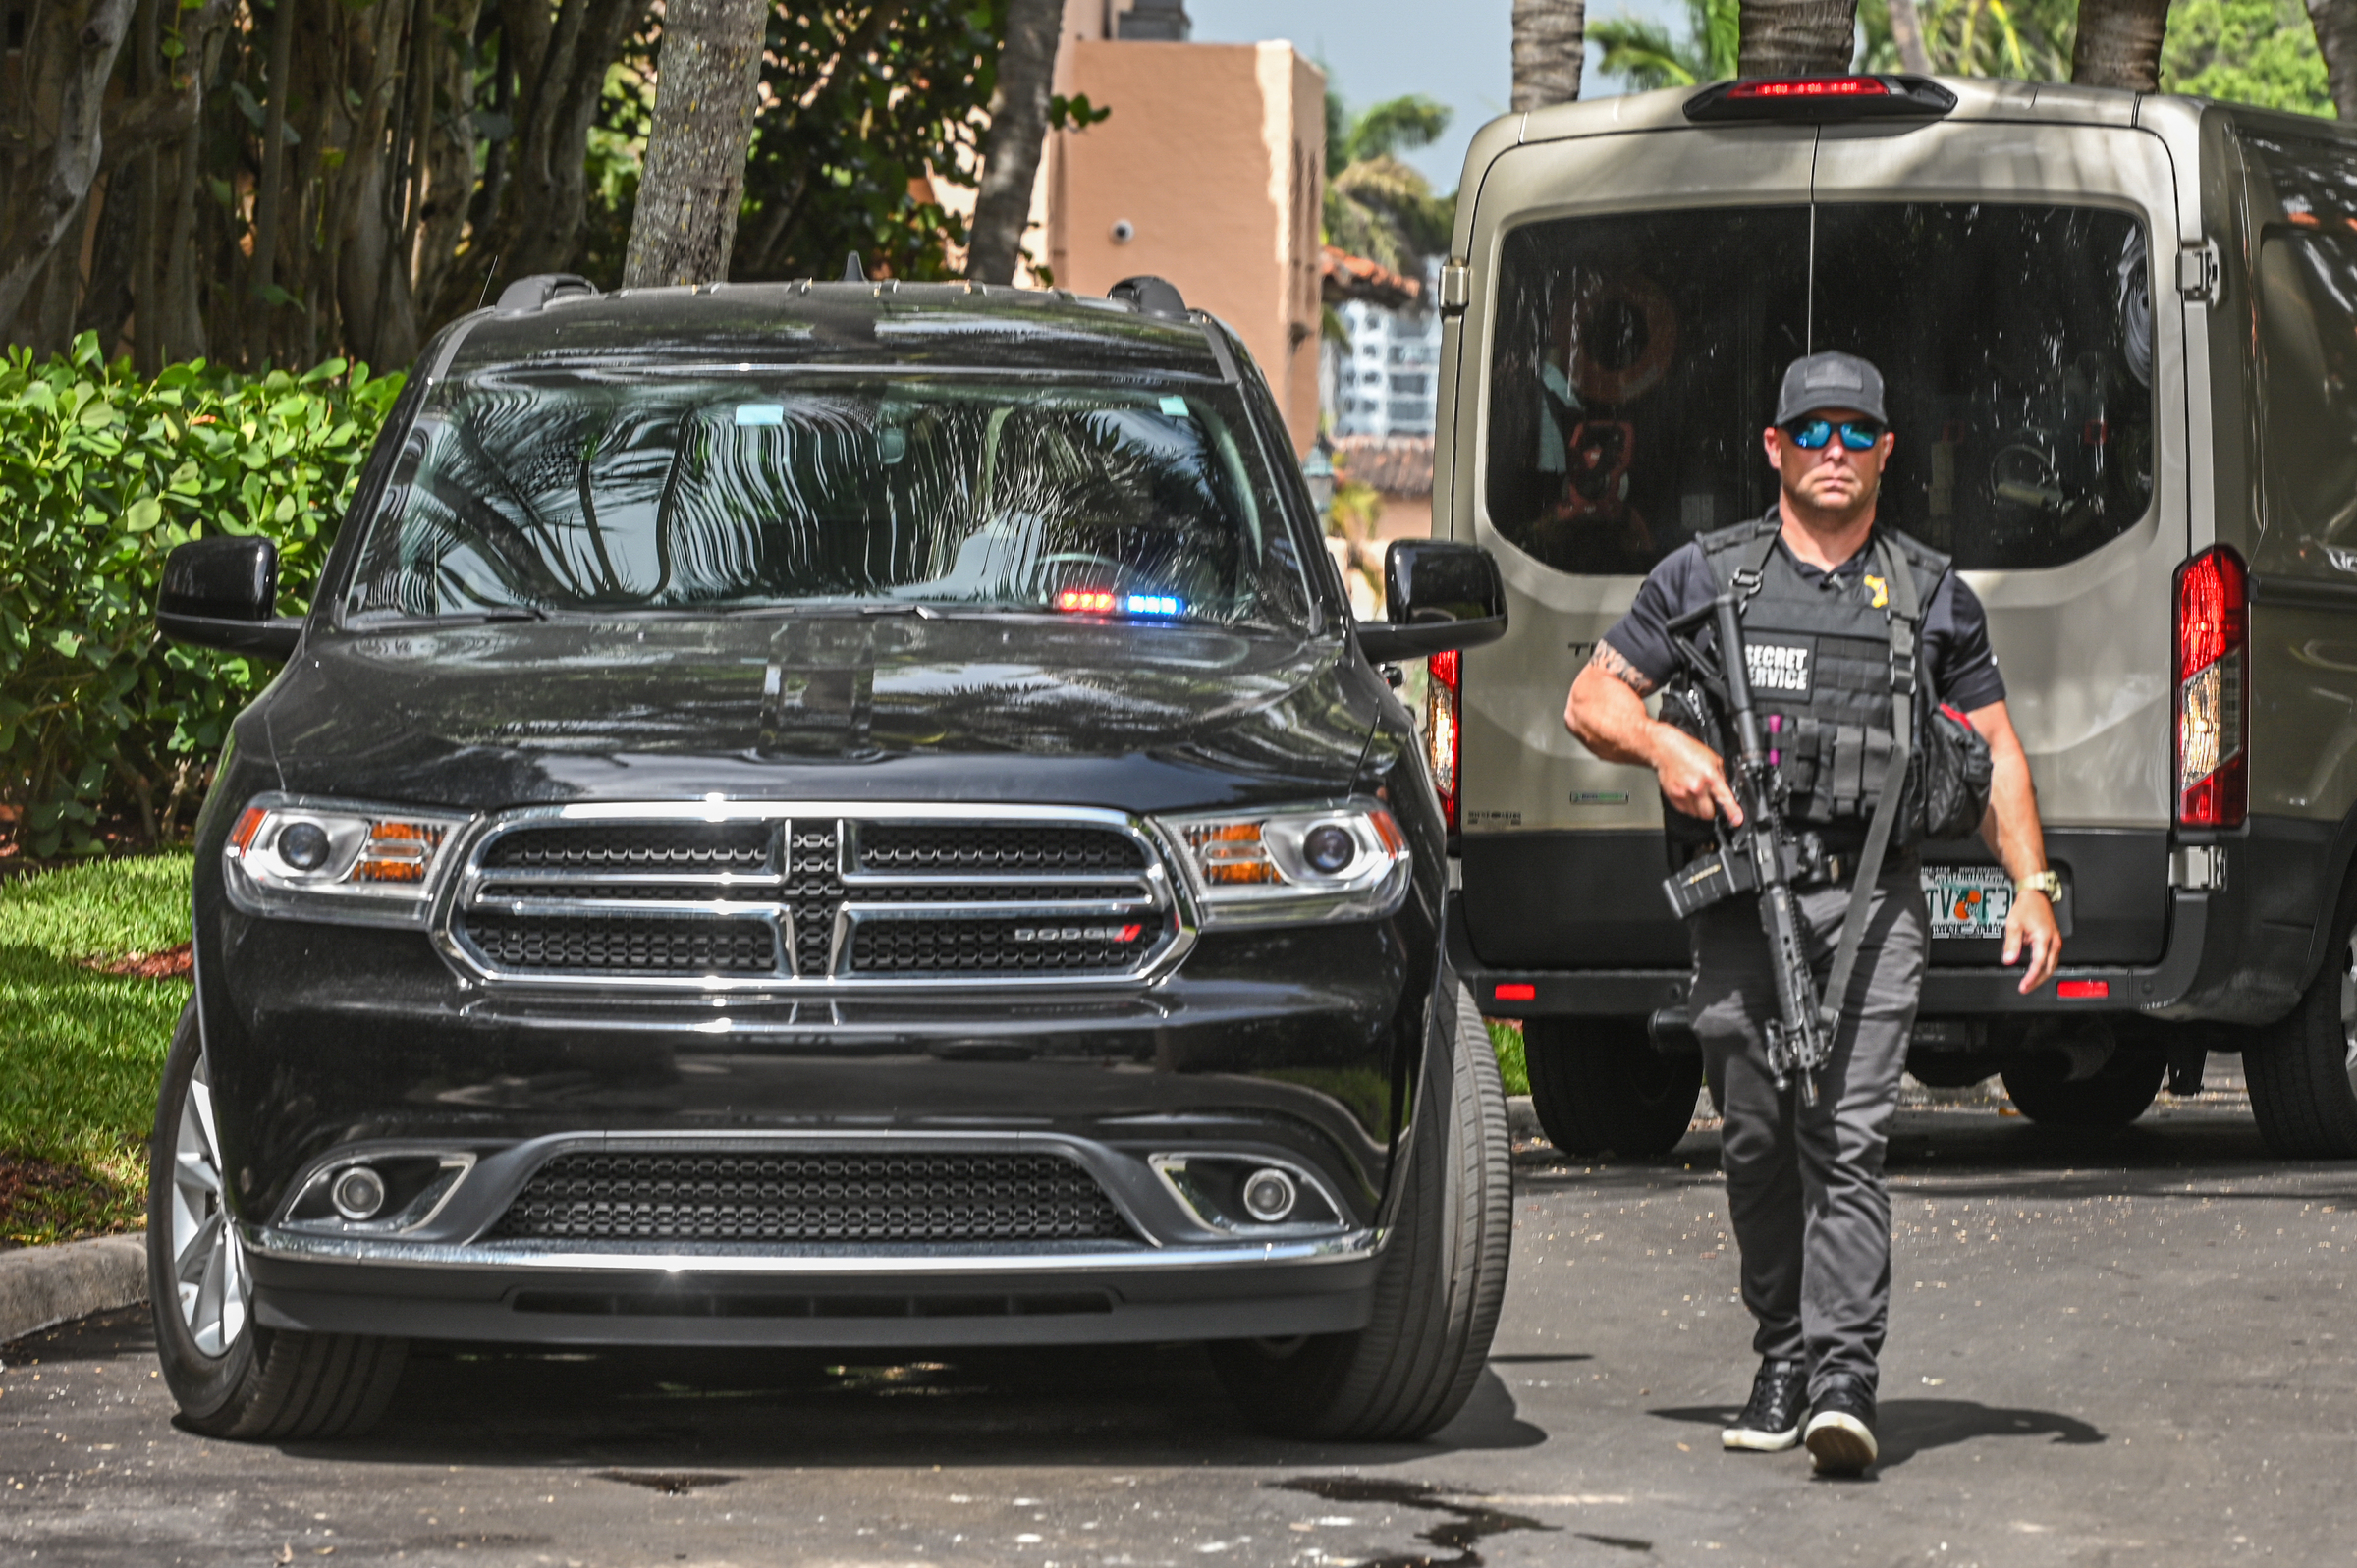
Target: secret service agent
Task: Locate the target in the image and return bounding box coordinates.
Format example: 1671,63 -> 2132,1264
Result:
1562,351 -> 2063,1476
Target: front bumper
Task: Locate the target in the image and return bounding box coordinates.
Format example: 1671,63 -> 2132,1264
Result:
242,1221 -> 1382,1347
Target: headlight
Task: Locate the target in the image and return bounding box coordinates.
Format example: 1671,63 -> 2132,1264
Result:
1157,801 -> 1412,927
223,796 -> 469,928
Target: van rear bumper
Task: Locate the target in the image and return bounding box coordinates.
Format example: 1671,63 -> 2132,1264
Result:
1451,888 -> 2223,1019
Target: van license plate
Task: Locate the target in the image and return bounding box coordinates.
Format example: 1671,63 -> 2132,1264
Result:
1923,866 -> 2012,940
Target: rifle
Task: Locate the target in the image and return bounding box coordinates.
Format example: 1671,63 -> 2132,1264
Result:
1660,591 -> 1834,1105
1656,533 -> 1921,1108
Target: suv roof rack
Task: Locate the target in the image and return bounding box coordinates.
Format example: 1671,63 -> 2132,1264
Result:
495,274 -> 601,314
1109,275 -> 1189,321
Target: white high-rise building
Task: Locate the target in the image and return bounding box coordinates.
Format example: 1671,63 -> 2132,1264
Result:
1329,261 -> 1442,440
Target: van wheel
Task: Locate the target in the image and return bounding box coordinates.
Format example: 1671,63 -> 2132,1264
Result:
1209,976 -> 1511,1441
1999,1041 -> 2165,1128
147,1000 -> 409,1439
1522,1017 -> 1701,1159
2247,922 -> 2357,1158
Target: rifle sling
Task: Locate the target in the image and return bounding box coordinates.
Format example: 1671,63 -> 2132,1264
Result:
1817,533 -> 1922,1038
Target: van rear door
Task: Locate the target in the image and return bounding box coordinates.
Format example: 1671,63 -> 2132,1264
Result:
1455,115 -> 2185,983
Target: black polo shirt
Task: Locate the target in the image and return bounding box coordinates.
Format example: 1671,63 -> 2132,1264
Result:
1600,519 -> 2007,711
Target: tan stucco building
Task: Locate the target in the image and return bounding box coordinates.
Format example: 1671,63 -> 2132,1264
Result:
1034,4 -> 1327,452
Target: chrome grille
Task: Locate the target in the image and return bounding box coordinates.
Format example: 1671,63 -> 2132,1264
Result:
442,805 -> 1180,989
485,1150 -> 1136,1245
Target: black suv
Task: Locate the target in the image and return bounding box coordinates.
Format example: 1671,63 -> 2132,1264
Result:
145,273 -> 1512,1442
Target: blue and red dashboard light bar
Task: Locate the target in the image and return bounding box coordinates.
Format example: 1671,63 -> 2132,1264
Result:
1056,590 -> 1183,617
1684,75 -> 1958,124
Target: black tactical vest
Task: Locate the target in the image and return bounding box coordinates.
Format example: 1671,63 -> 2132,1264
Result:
1663,514 -> 1951,851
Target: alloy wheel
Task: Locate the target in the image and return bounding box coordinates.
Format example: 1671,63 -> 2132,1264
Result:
169,1058 -> 249,1357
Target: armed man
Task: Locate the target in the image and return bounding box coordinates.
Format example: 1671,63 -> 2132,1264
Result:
1563,351 -> 2063,1476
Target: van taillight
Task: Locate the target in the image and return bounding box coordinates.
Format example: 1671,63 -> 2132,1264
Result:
1428,649 -> 1461,834
2175,545 -> 2248,828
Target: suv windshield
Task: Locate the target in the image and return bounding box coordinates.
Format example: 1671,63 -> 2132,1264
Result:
344,373 -> 1312,629
1486,201 -> 2157,574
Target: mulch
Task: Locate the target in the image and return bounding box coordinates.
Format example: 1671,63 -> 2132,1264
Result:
0,1154 -> 114,1251
81,943 -> 193,980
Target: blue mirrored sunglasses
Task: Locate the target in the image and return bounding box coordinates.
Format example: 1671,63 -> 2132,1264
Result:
1783,417 -> 1886,452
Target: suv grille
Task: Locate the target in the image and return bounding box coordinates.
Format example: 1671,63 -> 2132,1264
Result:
445,809 -> 1176,988
486,1150 -> 1136,1246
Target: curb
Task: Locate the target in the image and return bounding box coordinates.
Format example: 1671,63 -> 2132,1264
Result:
0,1232 -> 148,1346
1507,1094 -> 1540,1142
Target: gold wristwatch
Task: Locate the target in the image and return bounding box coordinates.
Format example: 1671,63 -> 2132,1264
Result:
2014,871 -> 2062,902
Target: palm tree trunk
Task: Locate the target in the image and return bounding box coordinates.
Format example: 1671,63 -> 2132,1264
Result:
1736,0 -> 1858,77
2069,0 -> 2172,91
1888,0 -> 1934,74
1512,0 -> 1587,111
969,0 -> 1063,285
2308,0 -> 2357,122
624,0 -> 770,287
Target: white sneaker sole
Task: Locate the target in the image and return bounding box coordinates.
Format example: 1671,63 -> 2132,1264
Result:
1804,1410 -> 1878,1473
1723,1425 -> 1801,1452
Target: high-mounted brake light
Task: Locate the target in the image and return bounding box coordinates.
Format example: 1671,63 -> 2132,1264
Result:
1684,75 -> 1957,124
1428,649 -> 1462,835
2174,545 -> 2248,829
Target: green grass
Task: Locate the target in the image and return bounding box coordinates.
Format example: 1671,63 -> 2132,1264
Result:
1488,1018 -> 1529,1098
0,854 -> 192,1245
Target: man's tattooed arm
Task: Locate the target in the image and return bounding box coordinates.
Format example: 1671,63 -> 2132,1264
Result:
1588,640 -> 1657,697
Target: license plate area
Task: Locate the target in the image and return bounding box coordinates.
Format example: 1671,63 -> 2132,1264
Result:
1921,864 -> 2072,943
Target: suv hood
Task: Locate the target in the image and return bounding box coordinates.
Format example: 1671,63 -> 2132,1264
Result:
260,614 -> 1380,813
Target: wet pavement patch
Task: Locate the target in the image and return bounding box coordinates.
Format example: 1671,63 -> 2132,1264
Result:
594,1469 -> 739,1494
1275,1476 -> 1552,1567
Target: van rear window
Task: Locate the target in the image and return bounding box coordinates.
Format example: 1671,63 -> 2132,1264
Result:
1485,202 -> 2156,574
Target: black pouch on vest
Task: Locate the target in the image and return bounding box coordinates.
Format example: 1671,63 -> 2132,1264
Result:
1913,699 -> 1994,842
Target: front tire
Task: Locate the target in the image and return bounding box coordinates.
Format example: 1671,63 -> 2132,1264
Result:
1523,1016 -> 1701,1159
147,1000 -> 409,1439
2247,921 -> 2357,1158
1209,976 -> 1511,1441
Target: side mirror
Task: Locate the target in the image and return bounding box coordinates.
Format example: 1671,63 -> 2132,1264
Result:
1355,539 -> 1507,663
157,537 -> 304,659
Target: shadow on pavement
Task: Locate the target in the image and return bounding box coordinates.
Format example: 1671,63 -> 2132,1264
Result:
1650,1395 -> 2105,1473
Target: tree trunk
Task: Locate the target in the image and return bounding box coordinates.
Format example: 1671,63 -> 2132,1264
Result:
1736,0 -> 1858,76
2069,0 -> 2172,92
967,0 -> 1063,285
1511,0 -> 1586,111
0,0 -> 142,333
623,0 -> 771,288
1888,0 -> 1934,74
248,0 -> 301,308
2308,0 -> 2357,122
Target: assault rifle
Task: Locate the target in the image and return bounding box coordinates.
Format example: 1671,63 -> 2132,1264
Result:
1659,591 -> 1835,1105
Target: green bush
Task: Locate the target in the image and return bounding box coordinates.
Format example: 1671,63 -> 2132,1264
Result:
0,334 -> 403,858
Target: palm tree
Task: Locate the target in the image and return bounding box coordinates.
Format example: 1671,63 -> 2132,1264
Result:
2071,0 -> 2173,89
1592,0 -> 1739,89
1736,0 -> 1859,76
1514,0 -> 1589,110
1324,95 -> 1454,277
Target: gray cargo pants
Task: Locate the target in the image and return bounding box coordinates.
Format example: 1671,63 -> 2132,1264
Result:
1687,858 -> 1926,1401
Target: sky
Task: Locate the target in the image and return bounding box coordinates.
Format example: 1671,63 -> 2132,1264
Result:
1184,0 -> 1689,193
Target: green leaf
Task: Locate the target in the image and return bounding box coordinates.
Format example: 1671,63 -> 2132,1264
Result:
123,498 -> 163,533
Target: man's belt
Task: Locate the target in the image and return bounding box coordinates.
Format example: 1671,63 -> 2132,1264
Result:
1662,834 -> 1849,920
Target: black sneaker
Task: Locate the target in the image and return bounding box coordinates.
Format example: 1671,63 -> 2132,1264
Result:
1721,1358 -> 1807,1452
1803,1375 -> 1879,1475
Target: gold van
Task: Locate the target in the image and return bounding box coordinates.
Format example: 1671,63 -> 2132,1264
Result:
1429,76 -> 2357,1158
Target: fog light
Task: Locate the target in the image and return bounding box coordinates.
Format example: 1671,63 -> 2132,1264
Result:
330,1165 -> 387,1221
277,820 -> 332,872
1241,1167 -> 1298,1222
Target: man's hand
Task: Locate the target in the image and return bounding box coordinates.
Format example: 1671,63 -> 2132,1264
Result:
2003,889 -> 2061,994
1652,725 -> 1744,824
1564,650 -> 1742,825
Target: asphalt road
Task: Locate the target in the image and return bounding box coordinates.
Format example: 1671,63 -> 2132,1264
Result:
6,1090 -> 2353,1568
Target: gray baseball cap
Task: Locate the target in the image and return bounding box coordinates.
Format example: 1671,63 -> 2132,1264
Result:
1776,351 -> 1887,425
